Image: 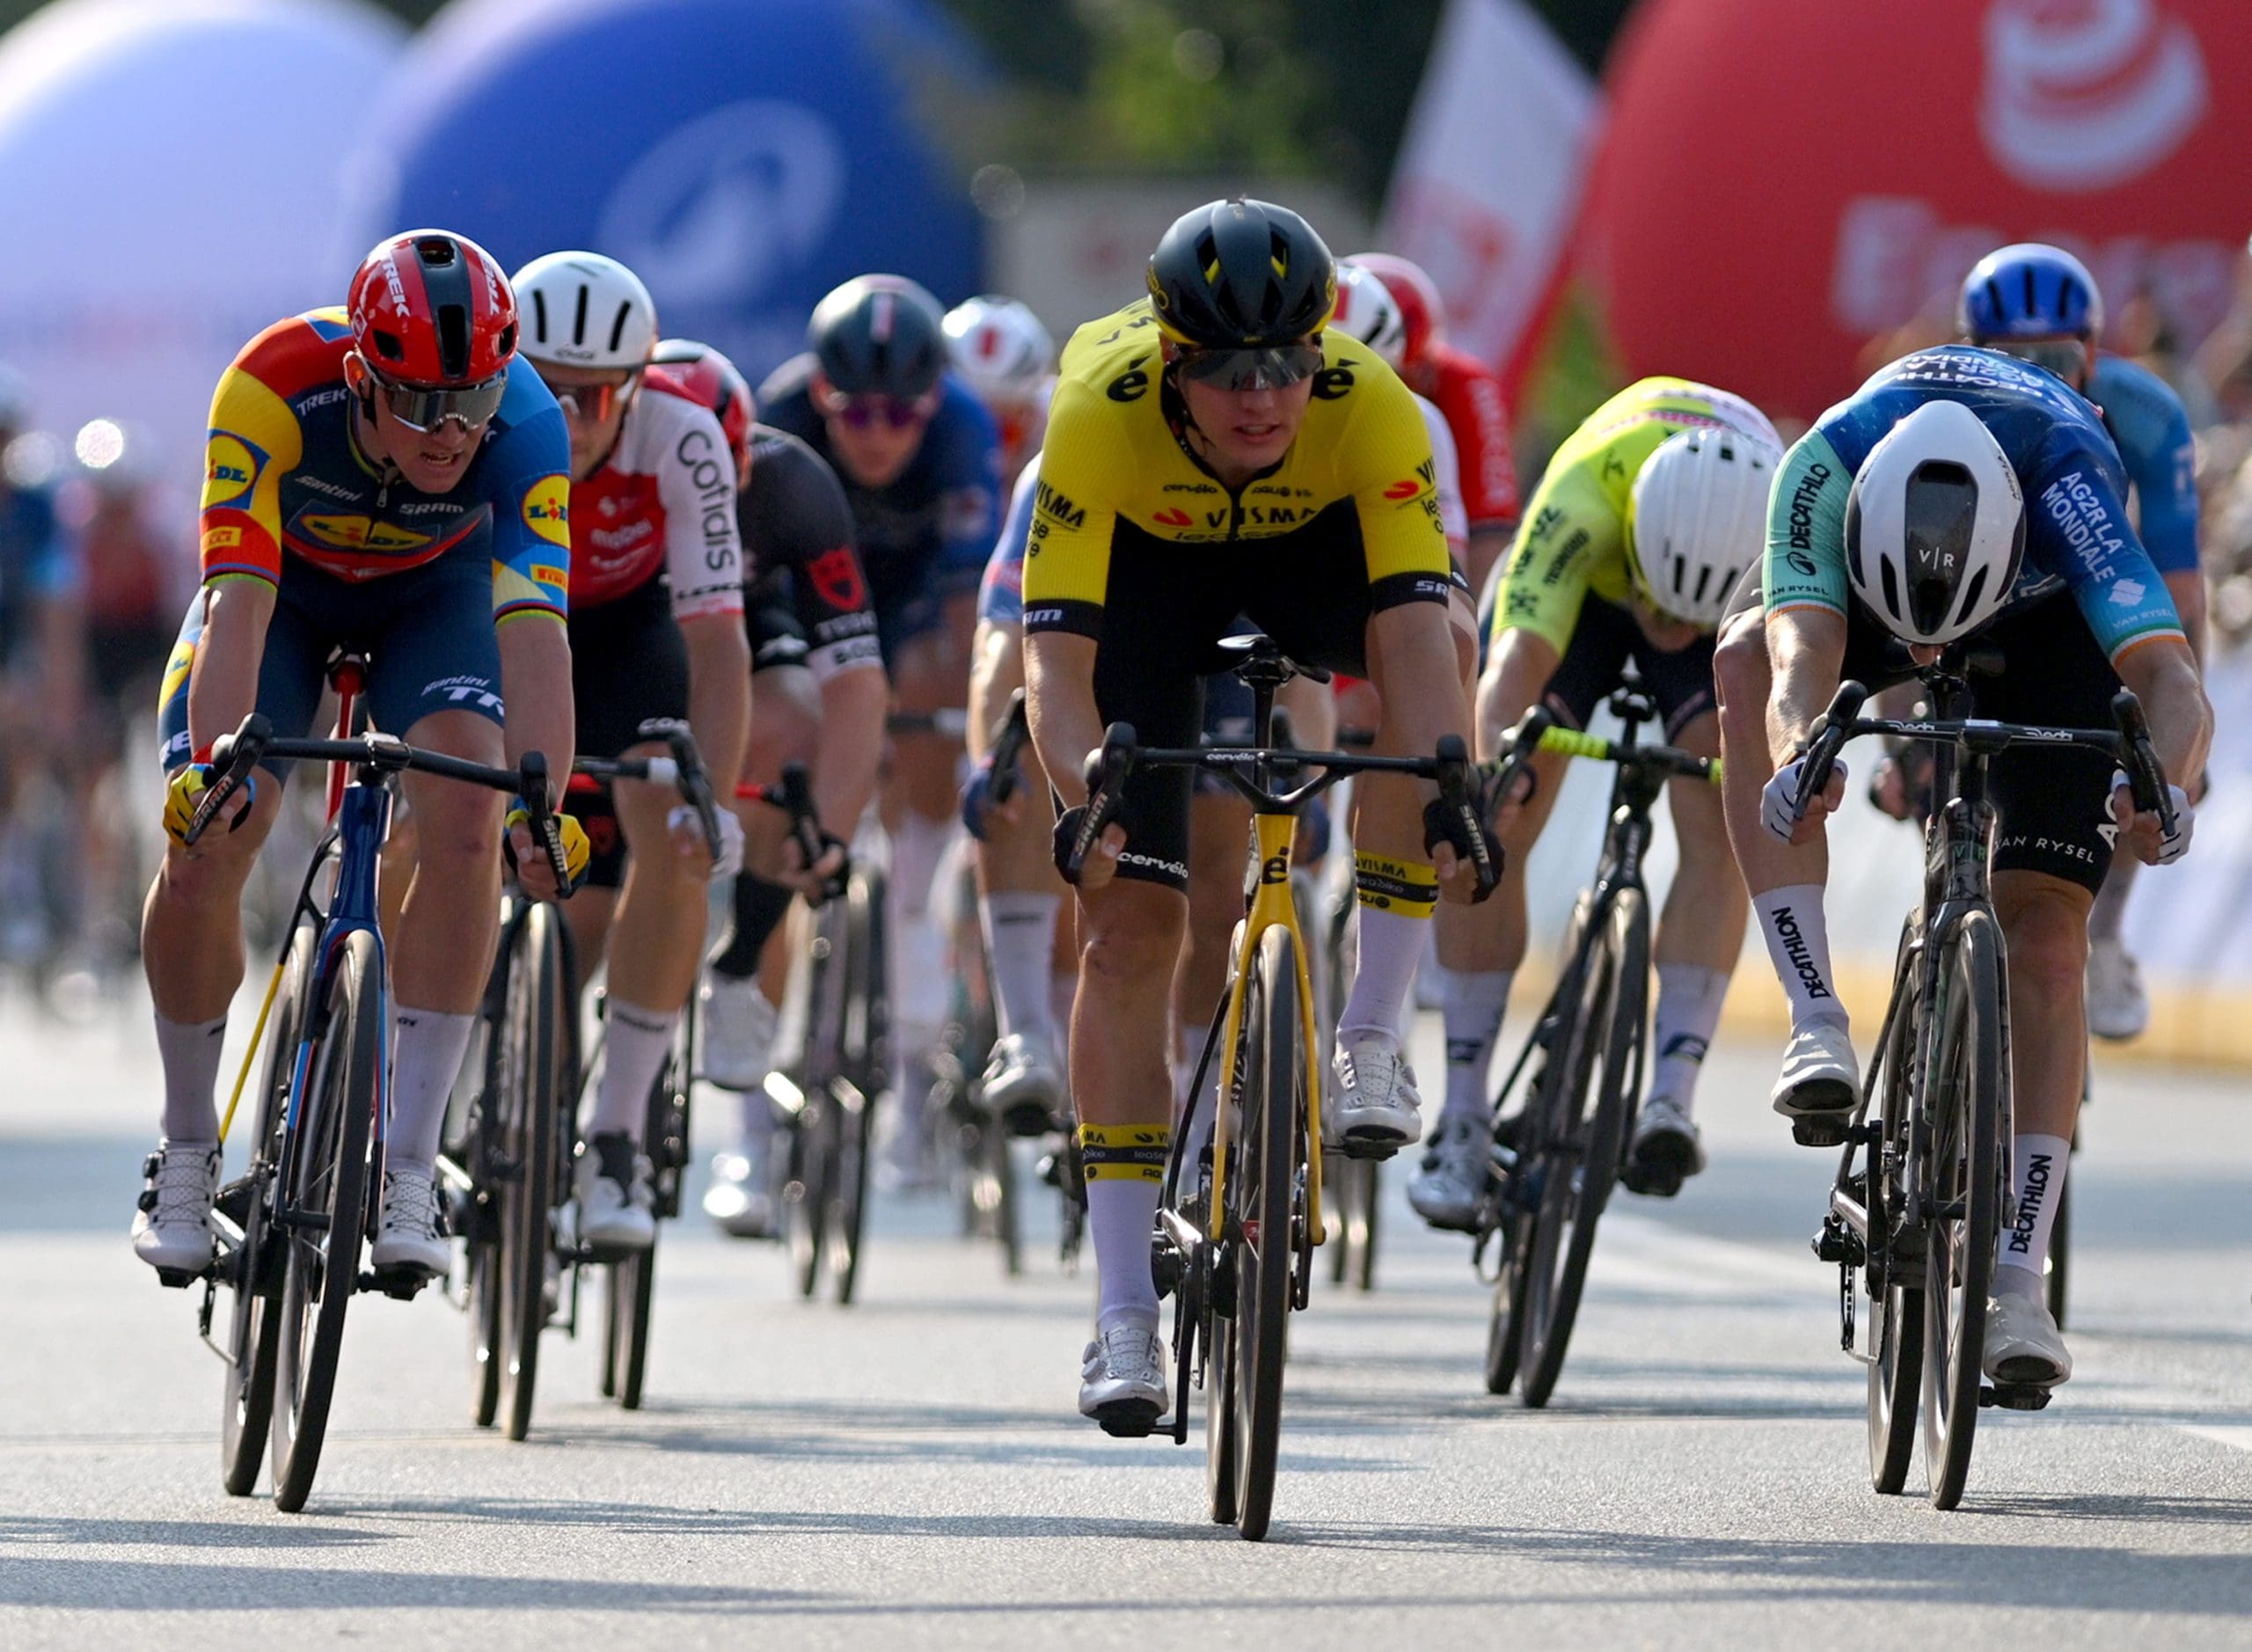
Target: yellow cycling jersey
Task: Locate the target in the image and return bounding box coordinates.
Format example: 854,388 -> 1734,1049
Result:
1020,299 -> 1451,638
1491,376 -> 1777,652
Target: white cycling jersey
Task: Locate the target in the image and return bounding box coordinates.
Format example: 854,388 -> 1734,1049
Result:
568,377 -> 745,619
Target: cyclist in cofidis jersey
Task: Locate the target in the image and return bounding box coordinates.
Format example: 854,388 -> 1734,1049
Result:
652,340 -> 888,1239
1956,244 -> 2204,1042
1411,380 -> 1781,1232
132,231 -> 584,1283
760,277 -> 1003,1181
1021,198 -> 1495,1428
1715,344 -> 2210,1388
510,253 -> 750,1255
946,295 -> 1053,486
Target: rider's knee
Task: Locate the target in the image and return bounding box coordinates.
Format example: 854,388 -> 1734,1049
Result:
747,669 -> 820,774
411,783 -> 504,871
1081,896 -> 1185,985
1996,880 -> 2091,1001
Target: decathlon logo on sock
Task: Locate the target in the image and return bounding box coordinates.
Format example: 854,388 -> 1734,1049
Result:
1769,906 -> 1832,1000
2006,1151 -> 2054,1254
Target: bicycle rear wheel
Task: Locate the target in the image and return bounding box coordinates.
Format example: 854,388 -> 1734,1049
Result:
1921,910 -> 2007,1510
1863,939 -> 1924,1495
495,903 -> 567,1442
221,921 -> 315,1495
828,865 -> 887,1305
1226,925 -> 1302,1541
270,928 -> 382,1513
608,1040 -> 687,1410
1517,889 -> 1645,1408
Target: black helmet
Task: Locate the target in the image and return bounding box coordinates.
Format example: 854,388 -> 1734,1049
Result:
1147,197 -> 1336,349
808,274 -> 947,398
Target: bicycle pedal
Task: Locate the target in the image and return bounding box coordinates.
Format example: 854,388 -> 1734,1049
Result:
153,1266 -> 202,1290
1091,1400 -> 1162,1438
362,1266 -> 433,1301
1336,1132 -> 1403,1163
1790,1114 -> 1853,1150
1979,1383 -> 2054,1412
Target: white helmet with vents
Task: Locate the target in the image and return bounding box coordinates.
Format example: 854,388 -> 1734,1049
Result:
512,251 -> 658,369
1845,398 -> 2026,646
1628,426 -> 1782,626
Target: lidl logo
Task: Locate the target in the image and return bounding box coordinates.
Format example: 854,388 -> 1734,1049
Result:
205,434 -> 260,506
523,475 -> 572,550
301,514 -> 433,553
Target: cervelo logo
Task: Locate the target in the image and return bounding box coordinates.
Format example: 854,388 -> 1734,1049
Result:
597,100 -> 845,311
1980,0 -> 2208,192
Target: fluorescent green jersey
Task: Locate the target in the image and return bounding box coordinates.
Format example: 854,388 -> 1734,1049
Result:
1490,377 -> 1777,651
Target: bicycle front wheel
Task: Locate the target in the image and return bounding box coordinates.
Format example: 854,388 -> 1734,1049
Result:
608,1045 -> 684,1410
270,928 -> 382,1514
222,920 -> 316,1495
828,865 -> 887,1305
1226,924 -> 1303,1541
1921,910 -> 2007,1510
1518,888 -> 1646,1409
1863,931 -> 1924,1495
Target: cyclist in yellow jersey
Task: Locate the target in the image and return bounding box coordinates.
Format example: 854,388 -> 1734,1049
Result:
1412,379 -> 1781,1230
1020,198 -> 1495,1428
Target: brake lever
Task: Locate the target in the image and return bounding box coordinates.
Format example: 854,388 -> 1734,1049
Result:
1065,721 -> 1137,880
1793,680 -> 1869,822
186,713 -> 274,847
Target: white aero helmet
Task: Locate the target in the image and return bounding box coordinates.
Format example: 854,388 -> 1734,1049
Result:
1628,425 -> 1782,625
1845,398 -> 2026,646
1329,260 -> 1408,369
512,251 -> 658,369
942,295 -> 1054,406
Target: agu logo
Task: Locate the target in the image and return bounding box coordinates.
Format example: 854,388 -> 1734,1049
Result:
205,435 -> 261,506
523,476 -> 572,549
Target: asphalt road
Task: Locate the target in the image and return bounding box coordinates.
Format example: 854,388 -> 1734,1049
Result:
4,998 -> 2251,1648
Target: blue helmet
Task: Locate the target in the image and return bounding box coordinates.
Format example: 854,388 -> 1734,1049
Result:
1957,243 -> 2105,341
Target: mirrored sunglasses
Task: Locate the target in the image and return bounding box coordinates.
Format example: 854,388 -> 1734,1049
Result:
1174,343 -> 1327,391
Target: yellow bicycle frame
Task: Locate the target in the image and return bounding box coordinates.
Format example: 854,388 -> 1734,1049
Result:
1207,808 -> 1327,1248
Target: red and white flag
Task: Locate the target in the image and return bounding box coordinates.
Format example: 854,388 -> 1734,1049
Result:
1378,0 -> 1601,382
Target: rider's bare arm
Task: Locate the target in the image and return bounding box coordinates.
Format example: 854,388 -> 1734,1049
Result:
184,581 -> 275,762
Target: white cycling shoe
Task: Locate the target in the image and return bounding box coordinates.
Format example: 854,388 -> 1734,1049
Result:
701,1147 -> 774,1239
1327,1028 -> 1422,1159
1984,1282 -> 2073,1387
2085,935 -> 2150,1042
699,972 -> 779,1091
1079,1322 -> 1168,1435
131,1140 -> 220,1277
369,1164 -> 450,1277
1771,1020 -> 1859,1137
1623,1095 -> 1706,1196
981,1032 -> 1064,1137
573,1132 -> 656,1254
1406,1113 -> 1491,1232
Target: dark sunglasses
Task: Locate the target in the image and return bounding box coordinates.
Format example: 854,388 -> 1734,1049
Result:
1174,343 -> 1327,391
372,369 -> 508,433
543,371 -> 640,424
1991,338 -> 2090,383
818,387 -> 939,429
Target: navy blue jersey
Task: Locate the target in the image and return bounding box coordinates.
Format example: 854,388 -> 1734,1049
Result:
1764,346 -> 2183,664
757,355 -> 1001,595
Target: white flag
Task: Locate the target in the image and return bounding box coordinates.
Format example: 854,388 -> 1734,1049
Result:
1379,0 -> 1601,374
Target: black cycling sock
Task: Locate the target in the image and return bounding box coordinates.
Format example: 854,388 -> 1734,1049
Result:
711,872 -> 795,978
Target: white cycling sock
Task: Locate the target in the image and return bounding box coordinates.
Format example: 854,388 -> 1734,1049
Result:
154,1012 -> 228,1145
891,808 -> 951,917
1753,886 -> 1847,1032
1082,1122 -> 1168,1335
1995,1132 -> 2071,1283
1341,908 -> 1429,1039
983,890 -> 1060,1046
2087,857 -> 2136,945
1439,968 -> 1512,1123
589,999 -> 676,1143
1649,963 -> 1730,1113
386,1007 -> 475,1173
735,1085 -> 776,1155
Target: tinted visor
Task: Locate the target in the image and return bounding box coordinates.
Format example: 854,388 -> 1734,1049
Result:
376,369 -> 508,433
1901,461 -> 1983,636
1174,343 -> 1326,391
1991,338 -> 2089,383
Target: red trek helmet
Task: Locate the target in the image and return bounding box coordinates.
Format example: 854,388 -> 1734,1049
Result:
1347,252 -> 1445,368
650,338 -> 756,468
348,230 -> 519,386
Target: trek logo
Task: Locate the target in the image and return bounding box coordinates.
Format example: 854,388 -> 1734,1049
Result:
1153,508 -> 1193,528
1768,905 -> 1832,999
1035,479 -> 1086,529
2005,1152 -> 2055,1254
421,674 -> 503,714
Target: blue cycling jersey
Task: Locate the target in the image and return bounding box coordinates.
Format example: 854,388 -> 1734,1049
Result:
2088,354 -> 2198,577
1763,346 -> 2183,665
976,453 -> 1040,628
0,479 -> 71,662
758,356 -> 1002,592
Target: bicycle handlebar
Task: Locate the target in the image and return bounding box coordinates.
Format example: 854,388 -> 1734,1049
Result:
1788,678 -> 2176,837
573,718 -> 723,861
988,688 -> 1032,809
734,761 -> 846,903
189,713 -> 572,889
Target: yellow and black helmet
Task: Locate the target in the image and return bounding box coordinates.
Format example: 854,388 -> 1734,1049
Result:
1146,197 -> 1336,350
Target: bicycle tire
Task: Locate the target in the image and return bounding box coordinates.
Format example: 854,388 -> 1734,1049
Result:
1864,933 -> 1924,1495
1228,924 -> 1301,1541
829,865 -> 886,1305
270,928 -> 382,1513
221,921 -> 314,1495
1483,1228 -> 1532,1395
608,1044 -> 683,1411
989,1118 -> 1022,1277
464,1009 -> 507,1423
786,889 -> 849,1299
1921,910 -> 2007,1510
2046,1162 -> 2071,1329
495,903 -> 566,1443
787,1095 -> 832,1298
1518,887 -> 1646,1409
